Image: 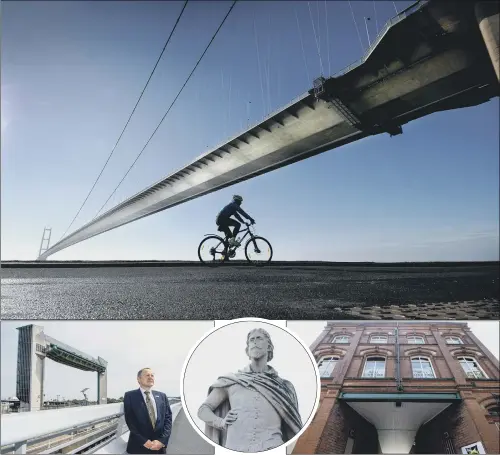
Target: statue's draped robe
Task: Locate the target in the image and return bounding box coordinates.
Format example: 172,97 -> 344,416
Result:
204,365 -> 302,451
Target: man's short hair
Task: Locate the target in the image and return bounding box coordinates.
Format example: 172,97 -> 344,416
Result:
137,368 -> 152,378
245,328 -> 274,362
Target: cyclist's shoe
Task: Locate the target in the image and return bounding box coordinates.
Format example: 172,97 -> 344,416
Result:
228,238 -> 240,247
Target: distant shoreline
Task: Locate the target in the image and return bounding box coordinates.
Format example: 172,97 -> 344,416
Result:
1,260 -> 499,269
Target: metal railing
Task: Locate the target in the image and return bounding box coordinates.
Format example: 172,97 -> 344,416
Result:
1,404 -> 123,454
1,402 -> 183,455
333,0 -> 429,78
176,0 -> 430,169
112,89 -> 312,215
35,423 -> 116,454
38,0 -> 432,259
94,403 -> 183,455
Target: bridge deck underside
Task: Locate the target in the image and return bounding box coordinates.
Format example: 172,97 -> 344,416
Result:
44,336 -> 107,372
39,0 -> 499,259
46,345 -> 106,373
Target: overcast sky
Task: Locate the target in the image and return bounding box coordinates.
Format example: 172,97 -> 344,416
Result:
183,320 -> 318,436
2,320 -> 497,402
0,320 -> 214,400
287,321 -> 500,360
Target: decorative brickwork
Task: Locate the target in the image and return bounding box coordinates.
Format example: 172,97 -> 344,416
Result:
293,322 -> 500,454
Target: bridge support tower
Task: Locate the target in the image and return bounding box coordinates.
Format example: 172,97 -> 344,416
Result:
16,324 -> 108,411
476,1 -> 500,82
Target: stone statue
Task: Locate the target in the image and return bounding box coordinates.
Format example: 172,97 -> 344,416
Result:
197,328 -> 303,452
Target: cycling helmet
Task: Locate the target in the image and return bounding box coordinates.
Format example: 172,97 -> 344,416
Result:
233,195 -> 243,203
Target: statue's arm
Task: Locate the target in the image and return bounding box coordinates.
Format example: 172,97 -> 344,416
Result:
197,387 -> 229,429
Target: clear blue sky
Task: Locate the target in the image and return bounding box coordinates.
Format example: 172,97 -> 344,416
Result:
2,1 -> 498,261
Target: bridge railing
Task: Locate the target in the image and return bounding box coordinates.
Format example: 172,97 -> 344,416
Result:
94,402 -> 183,455
1,401 -> 183,455
212,0 -> 428,150
0,403 -> 123,454
334,0 -> 429,78
188,91 -> 311,173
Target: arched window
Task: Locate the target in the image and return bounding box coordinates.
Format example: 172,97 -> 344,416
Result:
370,335 -> 388,344
408,336 -> 425,344
318,356 -> 339,378
458,357 -> 488,379
362,357 -> 386,378
445,336 -> 463,345
411,356 -> 436,378
332,335 -> 350,344
487,406 -> 500,416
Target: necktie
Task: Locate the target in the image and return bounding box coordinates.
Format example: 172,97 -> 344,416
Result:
144,391 -> 156,428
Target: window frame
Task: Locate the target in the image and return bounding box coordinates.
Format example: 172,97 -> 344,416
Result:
362,356 -> 386,378
458,356 -> 489,379
487,406 -> 500,417
369,335 -> 388,344
332,335 -> 350,344
445,336 -> 464,345
318,355 -> 339,378
407,336 -> 425,344
410,355 -> 436,379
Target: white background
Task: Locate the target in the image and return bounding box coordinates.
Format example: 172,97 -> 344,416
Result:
0,320 -> 215,399
3,320 -> 497,455
182,320 -> 319,455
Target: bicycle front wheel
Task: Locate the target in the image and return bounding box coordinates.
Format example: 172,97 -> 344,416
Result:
245,236 -> 273,266
198,235 -> 228,267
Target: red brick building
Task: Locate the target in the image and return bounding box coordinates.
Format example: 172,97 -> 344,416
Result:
293,322 -> 499,454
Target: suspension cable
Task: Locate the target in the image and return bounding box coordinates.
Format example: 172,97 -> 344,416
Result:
295,7 -> 311,86
253,16 -> 267,117
316,1 -> 321,61
92,0 -> 238,220
228,70 -> 232,139
266,13 -> 272,114
308,1 -> 324,75
59,1 -> 189,240
348,0 -> 365,53
325,0 -> 331,76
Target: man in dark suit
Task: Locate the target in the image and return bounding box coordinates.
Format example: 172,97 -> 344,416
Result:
124,368 -> 172,454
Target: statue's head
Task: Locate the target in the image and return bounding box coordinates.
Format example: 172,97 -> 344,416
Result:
245,328 -> 274,362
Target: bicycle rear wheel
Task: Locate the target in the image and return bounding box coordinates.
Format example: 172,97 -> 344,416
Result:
244,236 -> 273,266
198,235 -> 228,267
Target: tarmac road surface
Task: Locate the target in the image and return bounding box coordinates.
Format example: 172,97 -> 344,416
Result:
1,263 -> 498,320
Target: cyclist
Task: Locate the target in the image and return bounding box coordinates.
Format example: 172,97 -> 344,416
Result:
216,195 -> 255,247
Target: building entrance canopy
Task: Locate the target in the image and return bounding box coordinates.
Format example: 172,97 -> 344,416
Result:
339,393 -> 461,454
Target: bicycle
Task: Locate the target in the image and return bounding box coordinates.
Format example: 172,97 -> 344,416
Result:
198,222 -> 273,267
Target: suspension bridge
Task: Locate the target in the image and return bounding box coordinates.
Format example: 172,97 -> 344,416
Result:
37,0 -> 499,260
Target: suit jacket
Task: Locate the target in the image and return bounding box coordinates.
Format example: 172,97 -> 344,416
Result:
124,389 -> 172,454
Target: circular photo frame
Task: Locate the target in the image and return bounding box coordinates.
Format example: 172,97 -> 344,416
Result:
180,318 -> 321,453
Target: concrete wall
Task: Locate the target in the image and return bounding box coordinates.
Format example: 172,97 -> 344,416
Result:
16,325 -> 45,412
